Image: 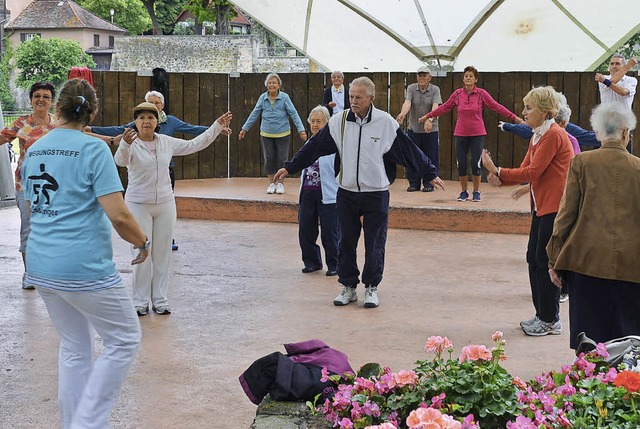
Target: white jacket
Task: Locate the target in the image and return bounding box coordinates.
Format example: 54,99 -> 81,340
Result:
114,121 -> 223,204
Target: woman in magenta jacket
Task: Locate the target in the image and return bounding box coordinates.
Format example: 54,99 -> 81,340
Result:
420,66 -> 523,202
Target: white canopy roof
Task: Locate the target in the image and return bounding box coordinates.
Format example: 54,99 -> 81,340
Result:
231,0 -> 640,72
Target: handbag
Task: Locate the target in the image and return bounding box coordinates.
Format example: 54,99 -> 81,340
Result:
576,331 -> 640,368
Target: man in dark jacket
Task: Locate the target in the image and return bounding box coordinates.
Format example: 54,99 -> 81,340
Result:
322,71 -> 350,117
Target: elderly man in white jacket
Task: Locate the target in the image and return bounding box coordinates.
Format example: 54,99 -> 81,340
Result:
116,102 -> 231,316
275,77 -> 445,308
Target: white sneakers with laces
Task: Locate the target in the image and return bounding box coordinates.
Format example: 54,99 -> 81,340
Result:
275,183 -> 285,194
266,183 -> 276,194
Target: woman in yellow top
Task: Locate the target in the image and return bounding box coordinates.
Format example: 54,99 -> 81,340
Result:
239,73 -> 307,195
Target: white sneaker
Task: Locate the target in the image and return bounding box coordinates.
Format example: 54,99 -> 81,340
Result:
275,183 -> 285,194
266,183 -> 276,194
333,286 -> 357,306
364,286 -> 379,308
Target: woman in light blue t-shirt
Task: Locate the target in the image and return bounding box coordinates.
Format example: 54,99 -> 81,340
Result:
21,78 -> 150,429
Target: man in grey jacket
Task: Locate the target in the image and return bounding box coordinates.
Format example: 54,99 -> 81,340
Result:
274,77 -> 444,308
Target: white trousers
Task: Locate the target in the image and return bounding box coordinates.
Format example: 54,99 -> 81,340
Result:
127,200 -> 176,308
37,285 -> 141,429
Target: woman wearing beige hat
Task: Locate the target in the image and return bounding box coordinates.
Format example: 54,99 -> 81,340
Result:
115,102 -> 232,316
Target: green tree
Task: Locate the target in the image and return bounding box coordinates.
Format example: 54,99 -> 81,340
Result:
76,0 -> 152,35
139,0 -> 163,35
156,0 -> 190,35
186,0 -> 236,35
0,47 -> 16,110
597,32 -> 640,71
14,37 -> 96,89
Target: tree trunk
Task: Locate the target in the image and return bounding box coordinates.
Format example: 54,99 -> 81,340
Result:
141,0 -> 163,35
215,4 -> 231,35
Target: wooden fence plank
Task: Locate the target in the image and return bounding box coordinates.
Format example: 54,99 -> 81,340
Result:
433,72 -> 454,180
289,73 -> 309,156
169,73 -> 185,179
513,72 -> 531,164
181,74 -> 200,179
390,72 -> 407,179
497,72 -> 515,169
118,72 -> 137,127
198,73 -> 215,178
213,74 -> 229,178
228,74 -> 243,177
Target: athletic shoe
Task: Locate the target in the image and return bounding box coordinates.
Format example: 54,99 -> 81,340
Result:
522,318 -> 562,336
559,293 -> 569,303
472,191 -> 481,202
333,286 -> 357,306
422,183 -> 434,192
267,183 -> 276,194
21,273 -> 35,290
406,186 -> 420,192
136,306 -> 149,316
275,183 -> 285,194
457,190 -> 469,202
520,316 -> 538,328
364,286 -> 379,308
301,266 -> 322,273
153,305 -> 172,315
172,239 -> 179,251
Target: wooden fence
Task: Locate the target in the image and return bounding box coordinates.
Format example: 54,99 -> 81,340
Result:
91,71 -> 640,182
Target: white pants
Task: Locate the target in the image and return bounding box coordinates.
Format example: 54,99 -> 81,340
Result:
37,285 -> 141,429
127,200 -> 176,308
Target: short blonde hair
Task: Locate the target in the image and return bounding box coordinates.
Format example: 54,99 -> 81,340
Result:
308,105 -> 330,123
523,86 -> 561,120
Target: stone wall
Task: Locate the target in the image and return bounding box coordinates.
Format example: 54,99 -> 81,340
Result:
250,396 -> 327,429
110,35 -> 309,74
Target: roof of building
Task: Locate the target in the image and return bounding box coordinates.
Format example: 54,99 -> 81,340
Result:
6,0 -> 126,33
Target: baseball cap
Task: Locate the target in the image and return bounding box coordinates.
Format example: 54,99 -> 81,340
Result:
417,66 -> 431,74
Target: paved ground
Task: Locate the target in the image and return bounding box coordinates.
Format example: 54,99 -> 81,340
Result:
0,202 -> 576,429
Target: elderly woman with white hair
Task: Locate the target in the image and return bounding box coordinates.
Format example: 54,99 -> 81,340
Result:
548,102 -> 640,350
239,72 -> 307,194
482,86 -> 574,337
298,106 -> 339,276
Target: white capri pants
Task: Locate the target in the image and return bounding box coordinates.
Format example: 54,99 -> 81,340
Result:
37,284 -> 141,429
127,199 -> 176,308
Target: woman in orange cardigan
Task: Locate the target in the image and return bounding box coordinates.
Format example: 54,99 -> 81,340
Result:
481,86 -> 573,337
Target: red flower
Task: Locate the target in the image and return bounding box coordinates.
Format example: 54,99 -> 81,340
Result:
613,370 -> 640,393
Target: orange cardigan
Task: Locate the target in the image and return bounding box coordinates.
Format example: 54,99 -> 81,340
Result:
499,123 -> 573,216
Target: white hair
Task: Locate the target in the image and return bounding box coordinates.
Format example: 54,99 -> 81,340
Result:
590,102 -> 637,141
554,92 -> 571,124
331,71 -> 344,79
350,76 -> 375,97
145,90 -> 164,104
307,105 -> 330,123
264,73 -> 282,87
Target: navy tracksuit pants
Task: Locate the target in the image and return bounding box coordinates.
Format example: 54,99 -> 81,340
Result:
336,188 -> 389,288
406,130 -> 439,188
298,190 -> 340,271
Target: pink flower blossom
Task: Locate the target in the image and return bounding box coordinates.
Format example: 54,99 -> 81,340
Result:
393,370 -> 418,387
459,344 -> 492,363
321,367 -> 330,382
424,336 -> 453,354
442,414 -> 462,429
512,376 -> 527,390
365,424 -> 397,429
406,407 -> 444,429
461,414 -> 479,429
596,367 -> 618,384
338,417 -> 354,429
506,416 -> 537,429
492,331 -> 504,342
430,393 -> 446,409
595,343 -> 610,359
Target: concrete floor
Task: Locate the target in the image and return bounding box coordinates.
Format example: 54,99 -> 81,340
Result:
0,202 -> 576,429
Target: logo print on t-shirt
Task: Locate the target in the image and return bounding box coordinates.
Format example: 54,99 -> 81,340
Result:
28,163 -> 59,205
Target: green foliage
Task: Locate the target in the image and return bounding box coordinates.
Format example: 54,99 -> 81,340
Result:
155,0 -> 190,35
14,37 -> 96,89
76,0 -> 152,35
0,45 -> 16,110
597,31 -> 640,71
186,0 -> 236,34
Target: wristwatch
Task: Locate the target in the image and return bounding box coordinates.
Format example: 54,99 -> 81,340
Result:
135,237 -> 151,251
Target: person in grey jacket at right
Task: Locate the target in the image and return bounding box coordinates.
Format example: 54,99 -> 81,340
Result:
274,77 -> 444,309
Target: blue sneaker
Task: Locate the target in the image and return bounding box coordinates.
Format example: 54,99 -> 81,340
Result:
172,240 -> 178,251
472,191 -> 481,202
457,190 -> 469,202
